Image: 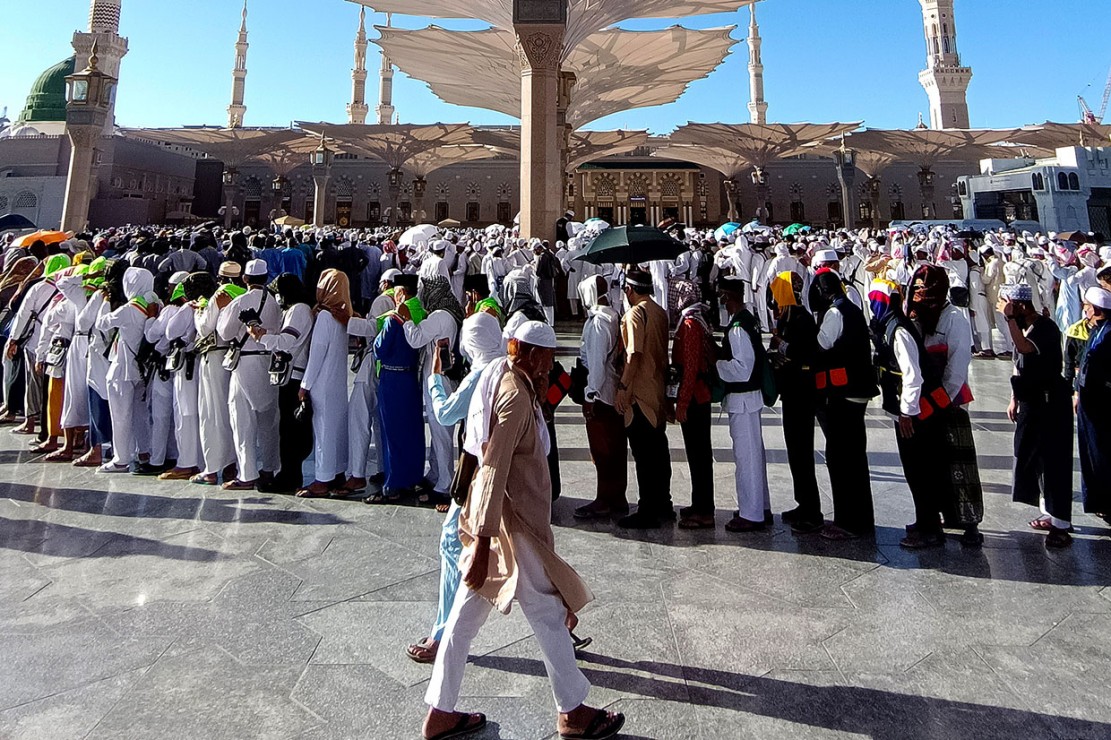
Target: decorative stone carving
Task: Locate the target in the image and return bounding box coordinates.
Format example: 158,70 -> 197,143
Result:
515,28 -> 563,69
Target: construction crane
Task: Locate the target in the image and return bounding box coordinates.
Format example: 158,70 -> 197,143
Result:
1079,64 -> 1111,123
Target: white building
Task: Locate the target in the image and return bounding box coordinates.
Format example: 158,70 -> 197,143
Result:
958,146 -> 1111,235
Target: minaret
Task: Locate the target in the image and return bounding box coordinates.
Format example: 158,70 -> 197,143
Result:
747,3 -> 768,125
348,7 -> 370,124
376,12 -> 396,125
227,0 -> 249,128
918,0 -> 972,129
71,0 -> 129,133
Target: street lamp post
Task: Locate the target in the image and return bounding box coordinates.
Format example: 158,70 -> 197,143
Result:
751,167 -> 770,222
917,167 -> 936,219
386,167 -> 403,228
310,133 -> 334,228
412,177 -> 427,224
221,166 -> 239,229
723,178 -> 739,223
271,175 -> 287,220
866,176 -> 883,229
61,41 -> 116,233
834,143 -> 857,230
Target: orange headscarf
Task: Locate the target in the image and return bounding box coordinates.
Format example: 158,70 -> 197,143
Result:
315,268 -> 354,326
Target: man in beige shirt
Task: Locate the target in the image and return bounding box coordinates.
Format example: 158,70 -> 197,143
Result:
615,269 -> 675,529
423,321 -> 625,740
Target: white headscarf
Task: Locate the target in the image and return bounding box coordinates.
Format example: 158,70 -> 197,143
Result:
460,311 -> 506,368
122,267 -> 155,302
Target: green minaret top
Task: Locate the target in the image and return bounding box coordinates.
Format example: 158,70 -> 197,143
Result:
18,56 -> 77,123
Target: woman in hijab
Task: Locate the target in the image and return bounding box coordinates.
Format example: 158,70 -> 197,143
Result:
372,273 -> 425,501
95,267 -> 158,473
403,275 -> 464,505
768,271 -> 823,532
572,275 -> 627,520
297,269 -> 353,497
502,271 -> 547,339
406,309 -> 507,665
906,264 -> 985,547
671,281 -> 717,529
0,256 -> 38,423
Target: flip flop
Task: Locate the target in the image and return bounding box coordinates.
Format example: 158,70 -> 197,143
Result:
406,637 -> 438,664
43,450 -> 73,463
222,479 -> 257,491
190,473 -> 219,486
296,485 -> 332,498
571,631 -> 593,652
559,710 -> 625,740
425,712 -> 487,740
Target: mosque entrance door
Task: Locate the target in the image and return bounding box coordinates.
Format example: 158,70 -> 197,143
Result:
596,206 -> 614,224
663,206 -> 680,222
336,200 -> 353,227
629,206 -> 647,225
244,200 -> 261,227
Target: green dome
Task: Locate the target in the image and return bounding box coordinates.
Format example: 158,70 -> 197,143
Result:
18,56 -> 76,124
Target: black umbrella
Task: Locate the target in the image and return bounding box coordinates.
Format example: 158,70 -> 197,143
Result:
577,225 -> 686,265
0,213 -> 36,231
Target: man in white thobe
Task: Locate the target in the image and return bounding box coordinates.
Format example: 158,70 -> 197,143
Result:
217,259 -> 282,489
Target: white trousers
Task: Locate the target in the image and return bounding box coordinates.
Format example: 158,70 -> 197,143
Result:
173,369 -> 202,470
149,375 -> 178,466
107,379 -> 149,467
346,379 -> 382,479
229,365 -> 280,481
424,379 -> 456,493
993,310 -> 1014,353
729,409 -> 771,522
198,356 -> 235,475
425,539 -> 590,714
543,306 -> 556,325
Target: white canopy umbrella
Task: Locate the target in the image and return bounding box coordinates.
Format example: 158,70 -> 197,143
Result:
399,224 -> 439,247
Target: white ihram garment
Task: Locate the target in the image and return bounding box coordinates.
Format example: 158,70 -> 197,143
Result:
165,305 -> 202,470
716,323 -> 770,523
195,301 -> 235,476
218,288 -> 282,481
403,310 -> 458,494
301,311 -> 349,482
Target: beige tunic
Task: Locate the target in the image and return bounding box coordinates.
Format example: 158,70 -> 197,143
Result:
460,365 -> 594,615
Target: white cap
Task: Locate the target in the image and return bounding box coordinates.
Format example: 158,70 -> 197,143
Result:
511,320 -> 558,349
169,271 -> 189,285
813,249 -> 839,264
1085,286 -> 1111,310
245,259 -> 268,277
381,268 -> 401,284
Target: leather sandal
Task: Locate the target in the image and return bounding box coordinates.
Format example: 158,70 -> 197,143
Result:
559,709 -> 625,740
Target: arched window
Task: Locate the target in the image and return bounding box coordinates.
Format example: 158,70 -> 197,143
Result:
243,177 -> 263,200
660,175 -> 682,199
1032,173 -> 1044,191
0,195 -> 8,211
13,191 -> 37,209
1057,172 -> 1070,191
336,177 -> 356,199
1068,173 -> 1080,191
595,175 -> 616,199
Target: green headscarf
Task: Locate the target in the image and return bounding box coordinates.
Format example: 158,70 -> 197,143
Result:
43,254 -> 72,278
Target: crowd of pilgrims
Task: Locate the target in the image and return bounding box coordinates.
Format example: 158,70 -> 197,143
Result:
0,218 -> 1109,558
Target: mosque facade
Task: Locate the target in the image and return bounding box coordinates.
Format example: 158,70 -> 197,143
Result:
1,0 -> 989,232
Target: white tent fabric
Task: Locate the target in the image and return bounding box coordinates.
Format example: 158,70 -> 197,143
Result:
373,25 -> 737,129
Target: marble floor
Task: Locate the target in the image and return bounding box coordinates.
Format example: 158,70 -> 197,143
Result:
3,333 -> 1111,739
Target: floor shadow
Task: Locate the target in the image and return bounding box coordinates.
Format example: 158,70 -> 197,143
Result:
0,517 -> 229,562
473,652 -> 1107,740
551,495 -> 1111,588
0,482 -> 353,527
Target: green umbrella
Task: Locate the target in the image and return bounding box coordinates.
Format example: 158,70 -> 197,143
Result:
783,223 -> 811,236
577,225 -> 686,265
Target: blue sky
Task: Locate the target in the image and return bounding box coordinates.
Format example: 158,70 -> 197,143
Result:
1,0 -> 1106,133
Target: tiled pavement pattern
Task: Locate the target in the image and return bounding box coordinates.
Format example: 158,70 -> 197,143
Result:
3,327 -> 1111,739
